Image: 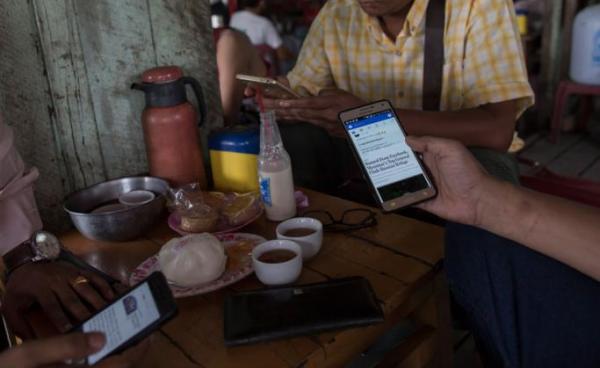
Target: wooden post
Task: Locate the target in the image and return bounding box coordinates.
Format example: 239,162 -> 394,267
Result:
0,0 -> 222,231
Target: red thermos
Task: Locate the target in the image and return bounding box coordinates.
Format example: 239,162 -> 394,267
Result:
132,66 -> 207,188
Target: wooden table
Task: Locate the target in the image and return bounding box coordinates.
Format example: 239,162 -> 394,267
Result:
60,189 -> 449,368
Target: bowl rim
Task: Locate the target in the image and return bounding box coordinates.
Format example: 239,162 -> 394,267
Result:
63,175 -> 169,216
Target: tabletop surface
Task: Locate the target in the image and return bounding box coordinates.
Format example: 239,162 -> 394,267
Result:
60,189 -> 444,368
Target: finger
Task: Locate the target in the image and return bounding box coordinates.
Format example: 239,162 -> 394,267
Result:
11,332 -> 105,368
81,270 -> 116,301
72,281 -> 108,311
243,85 -> 256,97
95,336 -> 152,368
405,136 -> 429,153
262,97 -> 281,109
52,284 -> 91,322
112,283 -> 130,295
2,302 -> 33,340
37,290 -> 73,332
277,97 -> 329,109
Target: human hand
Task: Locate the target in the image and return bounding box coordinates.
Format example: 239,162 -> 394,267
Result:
93,335 -> 153,368
2,261 -> 115,339
264,89 -> 365,137
243,76 -> 293,99
0,331 -> 105,368
406,136 -> 496,226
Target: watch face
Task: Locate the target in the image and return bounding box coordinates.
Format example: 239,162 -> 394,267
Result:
33,232 -> 61,260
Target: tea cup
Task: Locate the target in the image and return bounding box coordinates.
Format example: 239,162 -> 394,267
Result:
251,240 -> 302,286
276,217 -> 323,260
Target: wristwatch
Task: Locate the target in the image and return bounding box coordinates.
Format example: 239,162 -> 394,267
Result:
3,231 -> 62,277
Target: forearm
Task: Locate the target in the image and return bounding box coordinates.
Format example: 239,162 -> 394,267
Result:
397,103 -> 515,151
0,122 -> 43,255
477,179 -> 600,281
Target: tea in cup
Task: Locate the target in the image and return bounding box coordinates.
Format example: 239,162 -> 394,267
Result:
276,217 -> 323,260
252,240 -> 302,285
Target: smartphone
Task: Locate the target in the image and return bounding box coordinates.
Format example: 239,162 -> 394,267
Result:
236,74 -> 300,99
73,272 -> 177,366
339,100 -> 437,211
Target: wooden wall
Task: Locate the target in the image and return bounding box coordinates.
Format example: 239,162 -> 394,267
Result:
0,0 -> 222,231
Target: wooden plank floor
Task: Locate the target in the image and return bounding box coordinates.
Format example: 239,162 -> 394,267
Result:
518,127 -> 600,181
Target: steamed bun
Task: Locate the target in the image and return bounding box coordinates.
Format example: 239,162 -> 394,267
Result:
159,233 -> 227,287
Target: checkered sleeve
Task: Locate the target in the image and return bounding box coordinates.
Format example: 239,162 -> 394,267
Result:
287,3 -> 335,96
462,0 -> 534,118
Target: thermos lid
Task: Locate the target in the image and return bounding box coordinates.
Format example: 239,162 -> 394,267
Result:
209,126 -> 260,154
142,66 -> 183,84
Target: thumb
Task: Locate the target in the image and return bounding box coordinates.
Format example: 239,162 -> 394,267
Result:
17,332 -> 105,367
406,136 -> 428,153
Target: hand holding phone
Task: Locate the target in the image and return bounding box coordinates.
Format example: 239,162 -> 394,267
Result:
72,272 -> 177,366
339,100 -> 437,211
236,74 -> 300,99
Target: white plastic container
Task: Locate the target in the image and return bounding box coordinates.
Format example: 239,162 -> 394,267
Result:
570,4 -> 600,85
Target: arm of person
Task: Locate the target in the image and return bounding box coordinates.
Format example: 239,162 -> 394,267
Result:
0,119 -> 114,338
0,331 -> 149,368
407,136 -> 600,282
0,331 -> 105,368
475,176 -> 600,282
397,100 -> 518,151
216,29 -> 267,125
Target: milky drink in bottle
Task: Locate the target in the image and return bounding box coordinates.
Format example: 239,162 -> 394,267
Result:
258,111 -> 296,221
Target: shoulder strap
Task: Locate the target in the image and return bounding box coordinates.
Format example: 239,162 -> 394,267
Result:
422,0 -> 446,111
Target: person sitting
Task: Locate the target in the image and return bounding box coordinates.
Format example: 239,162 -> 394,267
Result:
230,0 -> 293,64
407,135 -> 600,367
213,27 -> 267,125
253,0 -> 533,191
0,116 -> 145,366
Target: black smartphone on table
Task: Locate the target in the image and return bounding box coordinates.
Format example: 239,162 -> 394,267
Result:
72,271 -> 177,366
339,100 -> 437,211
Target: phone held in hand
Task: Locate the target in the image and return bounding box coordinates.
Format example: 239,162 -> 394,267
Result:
72,272 -> 177,366
236,74 -> 300,99
339,100 -> 437,211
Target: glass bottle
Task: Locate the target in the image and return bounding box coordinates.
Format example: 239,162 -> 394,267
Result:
258,111 -> 296,221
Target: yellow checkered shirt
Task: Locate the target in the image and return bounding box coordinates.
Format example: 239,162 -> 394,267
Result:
288,0 -> 534,117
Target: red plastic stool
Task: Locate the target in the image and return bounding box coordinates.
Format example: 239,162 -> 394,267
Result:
550,80 -> 600,143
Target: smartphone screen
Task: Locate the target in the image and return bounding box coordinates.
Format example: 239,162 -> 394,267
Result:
344,109 -> 432,203
83,282 -> 160,365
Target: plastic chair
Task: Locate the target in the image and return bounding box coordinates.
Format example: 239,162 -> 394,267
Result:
550,80 -> 600,143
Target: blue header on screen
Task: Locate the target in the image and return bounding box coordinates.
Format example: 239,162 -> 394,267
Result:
345,110 -> 394,130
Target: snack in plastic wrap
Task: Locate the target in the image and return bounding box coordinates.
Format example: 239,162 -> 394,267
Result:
168,183 -> 219,233
222,192 -> 261,226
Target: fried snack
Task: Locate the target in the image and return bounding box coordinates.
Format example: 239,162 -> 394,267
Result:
203,191 -> 227,211
222,192 -> 260,226
180,204 -> 219,233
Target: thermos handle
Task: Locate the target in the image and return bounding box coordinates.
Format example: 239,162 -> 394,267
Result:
182,77 -> 207,128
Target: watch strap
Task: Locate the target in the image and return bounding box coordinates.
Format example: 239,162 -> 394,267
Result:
3,240 -> 35,277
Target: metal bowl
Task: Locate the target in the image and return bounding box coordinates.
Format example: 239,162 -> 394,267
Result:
64,176 -> 169,242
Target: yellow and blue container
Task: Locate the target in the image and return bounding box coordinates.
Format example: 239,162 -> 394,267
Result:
209,126 -> 260,192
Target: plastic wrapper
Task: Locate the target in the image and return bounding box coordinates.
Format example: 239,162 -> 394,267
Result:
168,183 -> 218,232
168,183 -> 263,231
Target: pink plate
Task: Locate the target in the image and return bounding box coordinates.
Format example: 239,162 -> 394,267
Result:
168,210 -> 263,236
129,233 -> 266,298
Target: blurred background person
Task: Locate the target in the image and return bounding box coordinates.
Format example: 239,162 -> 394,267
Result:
230,0 -> 294,71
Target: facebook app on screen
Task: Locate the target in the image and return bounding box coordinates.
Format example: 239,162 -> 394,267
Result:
346,110 -> 429,202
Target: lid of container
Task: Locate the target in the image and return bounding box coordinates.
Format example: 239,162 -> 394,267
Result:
208,126 -> 260,154
142,66 -> 183,84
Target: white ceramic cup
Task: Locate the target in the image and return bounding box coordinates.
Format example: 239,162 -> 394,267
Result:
118,190 -> 155,207
276,217 -> 323,260
252,240 -> 302,286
